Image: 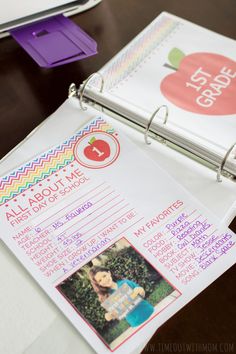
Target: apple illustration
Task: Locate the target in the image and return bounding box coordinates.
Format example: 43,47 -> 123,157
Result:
160,48 -> 236,115
84,137 -> 110,161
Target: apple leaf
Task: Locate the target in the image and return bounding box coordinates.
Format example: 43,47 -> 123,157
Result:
168,48 -> 185,69
89,137 -> 96,144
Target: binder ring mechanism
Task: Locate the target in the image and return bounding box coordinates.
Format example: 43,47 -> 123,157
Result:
78,72 -> 104,111
217,142 -> 236,183
68,73 -> 104,110
144,105 -> 169,145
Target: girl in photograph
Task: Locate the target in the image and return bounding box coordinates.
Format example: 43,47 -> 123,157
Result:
89,266 -> 154,327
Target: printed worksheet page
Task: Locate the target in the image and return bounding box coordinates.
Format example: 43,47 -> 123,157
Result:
0,107 -> 235,354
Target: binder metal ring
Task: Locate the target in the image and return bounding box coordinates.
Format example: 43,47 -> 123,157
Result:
79,72 -> 104,111
144,105 -> 169,145
68,83 -> 78,98
217,142 -> 236,182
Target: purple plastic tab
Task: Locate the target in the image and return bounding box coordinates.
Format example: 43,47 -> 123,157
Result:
10,15 -> 97,68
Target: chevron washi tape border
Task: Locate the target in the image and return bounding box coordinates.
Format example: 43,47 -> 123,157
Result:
0,118 -> 115,205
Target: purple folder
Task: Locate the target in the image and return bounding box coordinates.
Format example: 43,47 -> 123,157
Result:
10,15 -> 97,68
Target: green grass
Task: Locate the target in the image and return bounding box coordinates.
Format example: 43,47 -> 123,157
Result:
102,319 -> 130,344
147,279 -> 174,306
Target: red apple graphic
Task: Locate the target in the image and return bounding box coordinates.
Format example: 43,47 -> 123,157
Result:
160,48 -> 236,115
84,137 -> 110,161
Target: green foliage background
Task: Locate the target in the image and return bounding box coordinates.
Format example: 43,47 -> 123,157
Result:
59,245 -> 174,344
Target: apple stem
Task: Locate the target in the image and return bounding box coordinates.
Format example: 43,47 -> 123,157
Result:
163,63 -> 177,71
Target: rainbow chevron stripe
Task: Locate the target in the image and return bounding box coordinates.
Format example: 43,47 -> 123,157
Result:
0,118 -> 115,205
90,15 -> 181,91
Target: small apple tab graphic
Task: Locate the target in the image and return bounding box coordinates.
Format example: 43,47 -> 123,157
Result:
84,137 -> 111,162
73,131 -> 120,169
160,48 -> 236,115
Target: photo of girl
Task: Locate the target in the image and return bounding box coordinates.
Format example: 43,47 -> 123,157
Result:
57,238 -> 180,349
89,266 -> 154,327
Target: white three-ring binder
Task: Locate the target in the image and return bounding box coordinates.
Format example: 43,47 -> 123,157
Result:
0,14 -> 236,353
74,12 -> 236,181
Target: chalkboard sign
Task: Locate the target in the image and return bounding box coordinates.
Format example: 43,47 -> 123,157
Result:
101,283 -> 142,320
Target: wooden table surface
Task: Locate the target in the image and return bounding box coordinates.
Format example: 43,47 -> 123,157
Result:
0,1 -> 235,353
